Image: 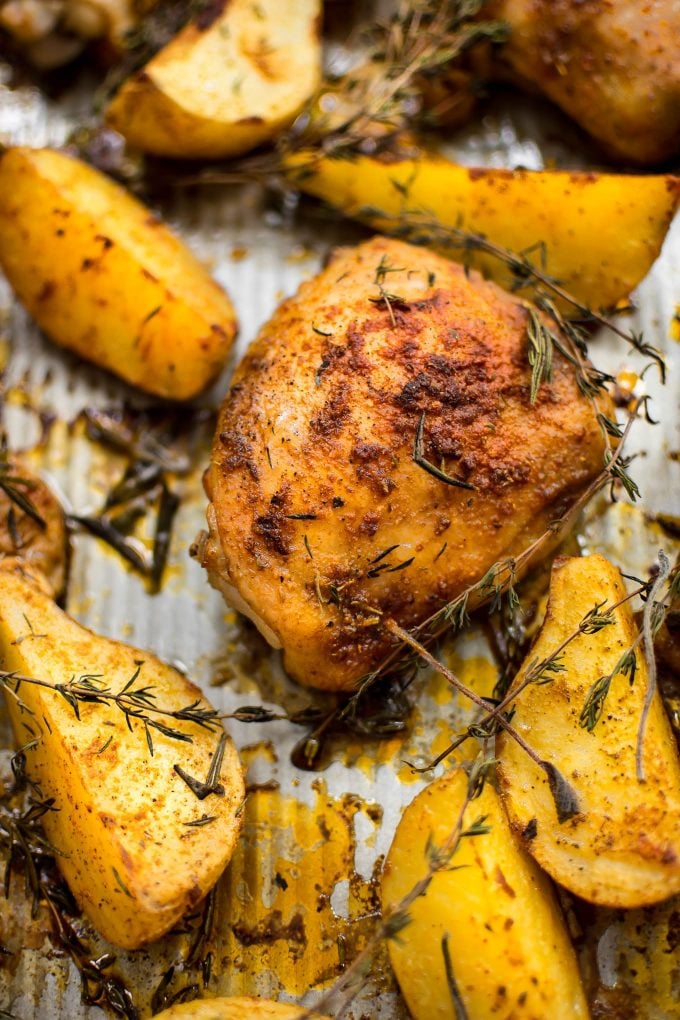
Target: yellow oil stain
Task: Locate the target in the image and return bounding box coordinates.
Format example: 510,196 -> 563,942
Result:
208,784 -> 380,998
671,306 -> 680,341
241,740 -> 278,770
443,649 -> 498,704
0,336 -> 10,373
336,634 -> 499,783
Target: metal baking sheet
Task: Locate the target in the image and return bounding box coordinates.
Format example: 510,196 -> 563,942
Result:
0,35 -> 679,1020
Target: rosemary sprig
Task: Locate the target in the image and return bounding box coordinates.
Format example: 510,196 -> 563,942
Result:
525,306 -> 554,404
42,885 -> 139,1019
72,406 -> 209,593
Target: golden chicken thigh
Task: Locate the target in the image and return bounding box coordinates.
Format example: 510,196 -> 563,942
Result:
485,0 -> 680,165
200,237 -> 608,691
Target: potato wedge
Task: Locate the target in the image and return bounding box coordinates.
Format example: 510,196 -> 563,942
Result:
381,769 -> 589,1020
0,459 -> 68,600
0,571 -> 244,949
0,146 -> 237,399
286,149 -> 680,310
497,554 -> 680,908
154,997 -> 329,1019
106,0 -> 321,159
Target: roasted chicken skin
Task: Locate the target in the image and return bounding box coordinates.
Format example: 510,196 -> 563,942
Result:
484,0 -> 680,165
200,237 -> 609,691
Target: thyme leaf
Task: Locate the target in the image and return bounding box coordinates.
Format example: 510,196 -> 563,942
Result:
441,933 -> 468,1020
413,412 -> 475,490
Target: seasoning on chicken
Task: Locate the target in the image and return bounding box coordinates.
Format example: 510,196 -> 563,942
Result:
198,237 -> 610,692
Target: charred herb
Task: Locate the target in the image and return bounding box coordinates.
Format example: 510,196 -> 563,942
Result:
174,731 -> 227,800
71,406 -> 212,593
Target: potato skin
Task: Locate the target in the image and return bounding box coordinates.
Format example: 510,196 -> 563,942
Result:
0,146 -> 237,399
106,0 -> 321,159
382,770 -> 589,1020
0,572 -> 245,949
287,149 -> 680,311
0,460 -> 68,599
154,996 -> 329,1019
497,554 -> 680,908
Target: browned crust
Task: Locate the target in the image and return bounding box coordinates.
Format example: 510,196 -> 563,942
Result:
205,237 -> 610,690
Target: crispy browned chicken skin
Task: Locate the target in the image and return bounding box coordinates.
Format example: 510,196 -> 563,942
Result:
200,237 -> 608,691
485,0 -> 680,165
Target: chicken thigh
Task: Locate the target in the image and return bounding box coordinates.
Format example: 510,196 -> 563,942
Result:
485,0 -> 680,165
200,237 -> 608,691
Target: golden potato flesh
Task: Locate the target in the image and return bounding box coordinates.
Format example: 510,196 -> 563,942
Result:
382,770 -> 589,1019
106,0 -> 321,159
154,996 -> 329,1019
497,554 -> 680,908
0,572 -> 244,949
0,146 -> 237,399
201,236 -> 609,690
286,149 -> 680,312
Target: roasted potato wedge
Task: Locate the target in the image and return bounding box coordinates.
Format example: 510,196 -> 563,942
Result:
0,571 -> 244,949
381,769 -> 589,1020
286,149 -> 680,310
106,0 -> 321,159
497,554 -> 680,908
0,459 -> 68,599
154,997 -> 329,1019
0,146 -> 237,399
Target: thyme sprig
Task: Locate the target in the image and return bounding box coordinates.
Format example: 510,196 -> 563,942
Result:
407,575 -> 655,775
0,665 -> 220,745
385,619 -> 580,821
0,752 -> 139,1016
370,254 -> 407,326
344,414 -> 638,714
636,550 -> 673,780
175,0 -> 507,191
579,646 -> 638,732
